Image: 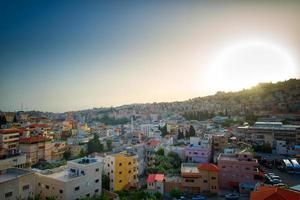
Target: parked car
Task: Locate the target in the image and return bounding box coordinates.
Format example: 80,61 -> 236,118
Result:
225,193 -> 239,200
192,195 -> 206,200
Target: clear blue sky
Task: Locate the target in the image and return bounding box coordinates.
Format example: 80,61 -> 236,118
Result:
0,1 -> 299,112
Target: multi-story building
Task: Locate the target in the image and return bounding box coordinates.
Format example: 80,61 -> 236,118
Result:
238,122 -> 300,146
104,152 -> 138,191
0,129 -> 20,158
185,137 -> 212,163
0,168 -> 36,200
51,141 -> 67,161
19,135 -> 52,164
212,134 -> 228,153
181,163 -> 219,194
147,174 -> 164,194
36,157 -> 102,200
217,148 -> 263,189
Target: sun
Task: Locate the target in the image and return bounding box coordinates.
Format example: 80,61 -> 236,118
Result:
205,39 -> 297,92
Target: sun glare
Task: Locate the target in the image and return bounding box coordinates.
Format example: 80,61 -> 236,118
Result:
205,40 -> 297,92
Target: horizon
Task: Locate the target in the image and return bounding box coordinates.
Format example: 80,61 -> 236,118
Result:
1,1 -> 300,112
1,78 -> 298,113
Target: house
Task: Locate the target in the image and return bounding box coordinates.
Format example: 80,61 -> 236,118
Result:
185,137 -> 212,163
147,174 -> 164,194
180,163 -> 219,194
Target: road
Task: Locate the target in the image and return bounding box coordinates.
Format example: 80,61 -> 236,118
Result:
261,166 -> 300,187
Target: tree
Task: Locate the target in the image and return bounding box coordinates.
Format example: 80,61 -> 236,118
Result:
188,125 -> 196,137
167,151 -> 181,169
177,129 -> 184,140
159,124 -> 168,137
170,188 -> 180,198
13,115 -> 17,123
106,139 -> 112,151
63,149 -> 71,160
102,174 -> 110,190
87,134 -> 103,154
156,148 -> 164,156
78,149 -> 86,158
0,115 -> 7,125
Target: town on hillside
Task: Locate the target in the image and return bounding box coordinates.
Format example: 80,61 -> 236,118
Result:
0,80 -> 300,200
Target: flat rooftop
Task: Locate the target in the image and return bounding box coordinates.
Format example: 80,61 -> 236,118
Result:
70,157 -> 98,165
0,168 -> 33,183
181,163 -> 199,173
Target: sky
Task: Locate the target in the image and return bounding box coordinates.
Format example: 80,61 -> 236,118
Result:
0,1 -> 300,112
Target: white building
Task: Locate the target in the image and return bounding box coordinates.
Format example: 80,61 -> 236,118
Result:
36,157 -> 103,200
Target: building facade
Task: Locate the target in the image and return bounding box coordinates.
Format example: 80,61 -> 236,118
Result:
36,157 -> 102,200
217,149 -> 262,189
104,152 -> 138,191
0,168 -> 36,200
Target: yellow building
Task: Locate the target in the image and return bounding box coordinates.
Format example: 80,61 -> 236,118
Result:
104,152 -> 138,191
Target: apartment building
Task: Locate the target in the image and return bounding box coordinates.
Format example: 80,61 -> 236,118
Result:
0,129 -> 20,158
238,122 -> 300,146
19,135 -> 52,164
104,152 -> 138,191
0,168 -> 36,200
147,174 -> 164,194
185,137 -> 212,163
181,163 -> 219,194
36,157 -> 102,200
217,149 -> 263,189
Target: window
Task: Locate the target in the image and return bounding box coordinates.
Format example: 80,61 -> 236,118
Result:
5,192 -> 13,198
128,170 -> 132,174
81,170 -> 85,175
46,185 -> 49,189
185,179 -> 194,183
23,185 -> 29,190
211,177 -> 216,180
203,180 -> 208,183
108,164 -> 110,167
95,168 -> 99,172
75,186 -> 80,191
86,193 -> 90,197
111,170 -> 113,173
119,180 -> 122,183
128,162 -> 131,165
59,190 -> 63,194
95,179 -> 99,183
95,189 -> 99,193
38,182 -> 41,186
119,171 -> 122,174
119,163 -> 122,166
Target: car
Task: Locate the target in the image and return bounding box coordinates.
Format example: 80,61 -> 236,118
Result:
269,175 -> 280,179
192,195 -> 206,200
225,193 -> 239,200
276,165 -> 285,171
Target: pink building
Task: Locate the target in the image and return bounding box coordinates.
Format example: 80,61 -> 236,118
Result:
217,149 -> 263,189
